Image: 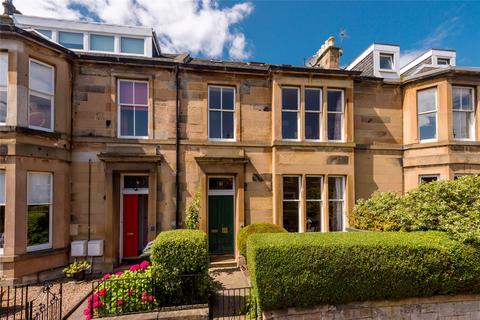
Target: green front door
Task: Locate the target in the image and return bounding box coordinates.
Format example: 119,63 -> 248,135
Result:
208,195 -> 234,254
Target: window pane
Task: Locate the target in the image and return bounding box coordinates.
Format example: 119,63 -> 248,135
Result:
90,34 -> 114,52
419,113 -> 436,140
380,54 -> 393,70
124,175 -> 149,189
27,205 -> 50,246
209,87 -> 221,109
30,61 -> 53,94
282,88 -> 298,110
135,105 -> 148,137
305,89 -> 321,111
328,177 -> 344,200
452,88 -> 462,110
121,37 -> 144,54
282,112 -> 298,139
437,58 -> 450,65
0,171 -> 4,204
283,201 -> 299,232
327,113 -> 342,140
283,176 -> 299,200
119,81 -> 134,104
418,88 -> 436,113
305,112 -> 320,140
120,105 -> 134,136
222,112 -> 234,139
0,91 -> 6,123
306,201 -> 321,232
420,176 -> 438,184
29,94 -> 52,129
0,206 -> 4,249
36,29 -> 52,39
328,201 -> 343,232
453,111 -> 473,140
461,89 -> 473,110
327,90 -> 343,112
222,88 -> 234,110
59,31 -> 84,50
209,177 -> 234,190
209,111 -> 221,139
134,82 -> 148,105
306,176 -> 322,199
28,173 -> 51,204
0,53 -> 7,87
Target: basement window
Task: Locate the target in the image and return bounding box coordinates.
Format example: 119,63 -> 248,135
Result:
328,176 -> 345,232
419,175 -> 439,184
29,59 -> 54,132
0,53 -> 7,124
208,86 -> 235,140
118,80 -> 149,138
283,176 -> 300,232
0,171 -> 4,253
27,172 -> 52,252
282,87 -> 299,140
379,53 -> 394,70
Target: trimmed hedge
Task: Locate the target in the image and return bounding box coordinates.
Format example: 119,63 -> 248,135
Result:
247,231 -> 480,311
237,223 -> 287,257
151,229 -> 208,276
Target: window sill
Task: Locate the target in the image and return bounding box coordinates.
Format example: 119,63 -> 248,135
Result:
0,126 -> 63,139
0,247 -> 68,263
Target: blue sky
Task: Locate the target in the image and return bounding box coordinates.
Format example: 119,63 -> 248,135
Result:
218,0 -> 480,67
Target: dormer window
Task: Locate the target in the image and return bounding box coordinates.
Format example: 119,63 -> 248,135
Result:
59,31 -> 84,50
379,53 -> 394,70
437,58 -> 450,66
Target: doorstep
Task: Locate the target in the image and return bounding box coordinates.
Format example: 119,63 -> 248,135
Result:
209,255 -> 237,268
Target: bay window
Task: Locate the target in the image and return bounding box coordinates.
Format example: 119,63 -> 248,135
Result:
417,88 -> 437,142
305,88 -> 322,140
452,87 -> 474,140
328,176 -> 345,231
27,172 -> 52,251
208,86 -> 235,140
0,171 -> 4,253
306,176 -> 322,232
29,59 -> 54,131
282,176 -> 300,232
0,53 -> 6,124
282,87 -> 299,140
118,80 -> 149,138
327,89 -> 344,141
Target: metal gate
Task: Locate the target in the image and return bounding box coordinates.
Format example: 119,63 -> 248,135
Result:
209,287 -> 261,320
0,282 -> 62,320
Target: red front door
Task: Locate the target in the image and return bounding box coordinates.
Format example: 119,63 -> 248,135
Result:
123,194 -> 138,258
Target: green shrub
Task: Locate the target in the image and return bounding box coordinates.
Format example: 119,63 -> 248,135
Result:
237,223 -> 287,257
350,176 -> 480,245
247,231 -> 480,311
185,190 -> 200,230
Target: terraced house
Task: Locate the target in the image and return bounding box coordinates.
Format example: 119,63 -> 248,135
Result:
1,1 -> 480,283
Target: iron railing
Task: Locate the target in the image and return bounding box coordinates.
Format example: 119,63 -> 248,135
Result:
209,287 -> 261,320
0,282 -> 62,320
88,274 -> 209,318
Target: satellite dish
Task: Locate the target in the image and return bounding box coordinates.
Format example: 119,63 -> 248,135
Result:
305,54 -> 318,67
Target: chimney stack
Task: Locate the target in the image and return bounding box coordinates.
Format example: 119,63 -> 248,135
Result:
312,36 -> 342,69
2,0 -> 20,16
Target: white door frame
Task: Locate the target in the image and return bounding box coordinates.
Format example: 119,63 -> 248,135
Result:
119,173 -> 149,260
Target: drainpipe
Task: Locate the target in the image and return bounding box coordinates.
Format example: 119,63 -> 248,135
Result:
88,159 -> 92,241
175,65 -> 181,229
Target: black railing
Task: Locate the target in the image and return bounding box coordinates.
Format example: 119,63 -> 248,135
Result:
0,282 -> 62,320
209,287 -> 261,320
88,274 -> 209,318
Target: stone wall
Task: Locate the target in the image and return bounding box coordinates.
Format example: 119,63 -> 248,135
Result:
263,294 -> 480,320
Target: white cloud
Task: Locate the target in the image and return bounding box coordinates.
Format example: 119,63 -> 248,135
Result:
14,0 -> 254,60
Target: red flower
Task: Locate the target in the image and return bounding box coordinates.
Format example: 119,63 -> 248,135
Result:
115,271 -> 124,276
97,288 -> 107,297
139,261 -> 150,269
85,315 -> 91,320
83,308 -> 90,316
102,274 -> 111,281
127,289 -> 134,295
129,264 -> 140,272
148,295 -> 154,302
117,299 -> 123,305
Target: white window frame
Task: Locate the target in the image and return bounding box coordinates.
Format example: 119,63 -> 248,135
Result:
417,88 -> 438,143
305,175 -> 323,232
379,53 -> 395,71
418,174 -> 440,184
26,172 -> 53,252
327,89 -> 345,142
0,52 -> 7,125
0,170 -> 5,255
208,86 -> 236,141
282,175 -> 301,232
436,57 -> 451,66
328,175 -> 345,232
28,59 -> 55,132
281,87 -> 300,141
117,79 -> 149,139
304,88 -> 323,141
452,86 -> 475,141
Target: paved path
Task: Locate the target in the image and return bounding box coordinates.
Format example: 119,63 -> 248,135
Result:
209,267 -> 250,289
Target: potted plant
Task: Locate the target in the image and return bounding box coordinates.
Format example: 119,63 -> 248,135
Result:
63,261 -> 91,281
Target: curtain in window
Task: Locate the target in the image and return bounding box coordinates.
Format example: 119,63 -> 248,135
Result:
0,53 -> 7,123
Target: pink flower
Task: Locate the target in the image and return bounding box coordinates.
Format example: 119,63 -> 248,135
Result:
85,315 -> 91,320
97,288 -> 107,297
93,300 -> 103,309
117,299 -> 123,306
83,308 -> 90,316
148,295 -> 154,302
129,264 -> 140,272
102,274 -> 111,281
139,261 -> 150,269
141,296 -> 147,303
115,271 -> 124,276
